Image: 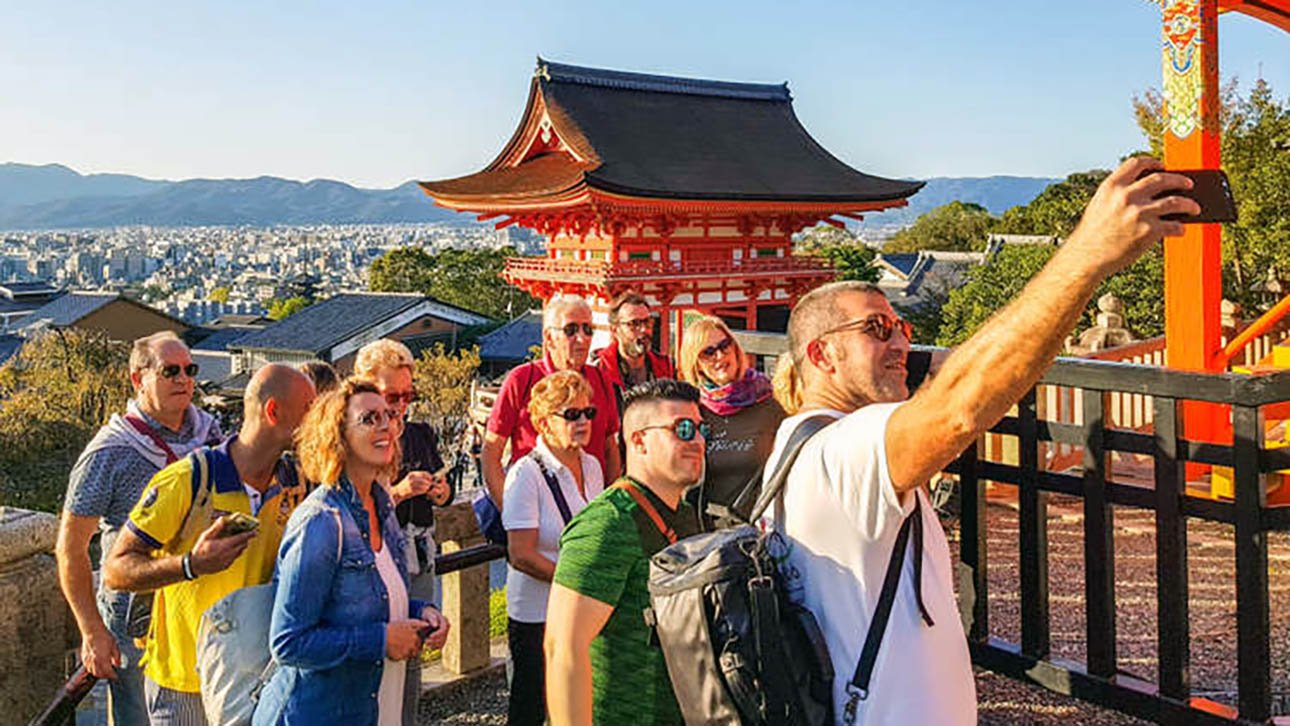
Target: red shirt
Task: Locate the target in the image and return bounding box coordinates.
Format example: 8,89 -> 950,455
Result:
486,356 -> 621,472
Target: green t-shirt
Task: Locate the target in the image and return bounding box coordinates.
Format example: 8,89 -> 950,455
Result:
554,479 -> 697,725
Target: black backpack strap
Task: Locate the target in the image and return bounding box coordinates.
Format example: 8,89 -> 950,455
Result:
742,414 -> 835,522
531,454 -> 574,525
841,495 -> 935,725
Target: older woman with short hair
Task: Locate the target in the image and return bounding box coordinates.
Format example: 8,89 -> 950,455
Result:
679,315 -> 785,529
502,370 -> 605,725
254,379 -> 450,726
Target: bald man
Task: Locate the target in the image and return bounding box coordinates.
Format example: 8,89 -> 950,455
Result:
106,364 -> 316,725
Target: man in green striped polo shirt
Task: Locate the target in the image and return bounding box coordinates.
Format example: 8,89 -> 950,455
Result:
545,379 -> 705,726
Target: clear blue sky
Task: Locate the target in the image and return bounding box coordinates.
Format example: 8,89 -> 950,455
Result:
1,0 -> 1285,188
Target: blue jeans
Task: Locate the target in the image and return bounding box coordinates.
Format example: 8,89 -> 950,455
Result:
99,595 -> 148,726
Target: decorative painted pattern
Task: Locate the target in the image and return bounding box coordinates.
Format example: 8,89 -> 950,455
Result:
1161,0 -> 1204,139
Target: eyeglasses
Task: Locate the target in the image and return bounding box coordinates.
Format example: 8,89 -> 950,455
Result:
555,406 -> 598,422
384,391 -> 416,406
351,408 -> 401,429
640,418 -> 711,443
618,317 -> 654,332
158,363 -> 200,379
818,314 -> 912,343
699,337 -> 735,361
552,322 -> 594,338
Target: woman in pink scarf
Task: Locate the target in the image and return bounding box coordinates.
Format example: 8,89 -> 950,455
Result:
678,315 -> 785,530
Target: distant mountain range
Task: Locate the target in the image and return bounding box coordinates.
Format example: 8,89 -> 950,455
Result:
0,163 -> 472,229
0,163 -> 1058,231
857,175 -> 1060,229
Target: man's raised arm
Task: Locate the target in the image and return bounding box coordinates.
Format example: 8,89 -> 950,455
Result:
886,157 -> 1199,492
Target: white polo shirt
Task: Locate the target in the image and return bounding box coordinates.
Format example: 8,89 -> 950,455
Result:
502,436 -> 604,623
762,403 -> 976,725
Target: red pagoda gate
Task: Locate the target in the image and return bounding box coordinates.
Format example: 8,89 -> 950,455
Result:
420,59 -> 923,348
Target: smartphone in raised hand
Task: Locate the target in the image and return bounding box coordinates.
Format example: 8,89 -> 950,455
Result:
220,512 -> 259,536
1160,169 -> 1238,224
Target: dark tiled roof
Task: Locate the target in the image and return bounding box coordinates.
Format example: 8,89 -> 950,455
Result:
191,326 -> 254,352
477,311 -> 542,362
22,292 -> 119,327
879,253 -> 921,278
0,334 -> 22,366
0,281 -> 61,299
421,59 -> 923,206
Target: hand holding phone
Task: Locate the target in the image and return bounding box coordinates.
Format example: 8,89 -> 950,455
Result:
1147,169 -> 1237,224
220,512 -> 259,536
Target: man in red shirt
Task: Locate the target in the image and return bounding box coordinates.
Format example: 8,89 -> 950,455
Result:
593,291 -> 675,419
481,297 -> 622,509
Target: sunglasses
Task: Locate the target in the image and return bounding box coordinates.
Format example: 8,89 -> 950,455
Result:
552,322 -> 595,338
699,337 -> 735,361
384,391 -> 416,406
158,363 -> 200,379
641,418 -> 711,443
555,406 -> 598,422
818,314 -> 913,343
618,317 -> 654,332
351,408 -> 401,429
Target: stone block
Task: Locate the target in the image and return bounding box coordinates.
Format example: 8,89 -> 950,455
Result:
0,507 -> 58,565
0,548 -> 69,722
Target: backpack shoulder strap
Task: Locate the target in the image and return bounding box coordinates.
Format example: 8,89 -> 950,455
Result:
531,454 -> 574,525
612,479 -> 676,545
736,414 -> 835,523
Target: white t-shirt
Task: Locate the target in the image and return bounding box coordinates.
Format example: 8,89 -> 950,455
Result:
502,436 -> 604,623
762,404 -> 976,725
373,543 -> 408,726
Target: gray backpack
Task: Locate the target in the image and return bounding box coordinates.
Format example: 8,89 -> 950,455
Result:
644,416 -> 836,725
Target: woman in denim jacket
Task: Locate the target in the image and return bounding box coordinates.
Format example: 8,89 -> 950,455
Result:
254,379 -> 451,726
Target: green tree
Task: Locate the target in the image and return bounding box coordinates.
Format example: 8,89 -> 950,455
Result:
0,329 -> 132,512
994,170 -> 1109,238
794,223 -> 880,283
883,201 -> 997,253
936,246 -> 1055,346
209,286 -> 231,304
369,246 -> 537,320
267,296 -> 311,321
410,344 -> 481,458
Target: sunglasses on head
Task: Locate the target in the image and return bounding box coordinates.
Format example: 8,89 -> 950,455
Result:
699,337 -> 734,361
555,406 -> 597,422
159,363 -> 200,379
553,322 -> 594,338
818,314 -> 913,343
352,408 -> 400,429
641,418 -> 711,443
384,391 -> 416,406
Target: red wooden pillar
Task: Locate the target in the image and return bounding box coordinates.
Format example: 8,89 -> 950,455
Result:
1161,0 -> 1229,475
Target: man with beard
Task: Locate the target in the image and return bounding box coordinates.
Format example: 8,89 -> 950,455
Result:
764,158 -> 1199,724
481,297 -> 621,510
593,291 -> 675,419
544,379 -> 704,726
57,331 -> 223,725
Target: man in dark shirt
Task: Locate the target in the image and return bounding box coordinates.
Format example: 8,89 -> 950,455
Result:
545,380 -> 704,726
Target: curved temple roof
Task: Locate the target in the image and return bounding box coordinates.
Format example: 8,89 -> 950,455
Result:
421,59 -> 924,211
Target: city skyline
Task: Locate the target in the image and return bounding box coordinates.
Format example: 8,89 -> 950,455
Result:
1,1 -> 1286,188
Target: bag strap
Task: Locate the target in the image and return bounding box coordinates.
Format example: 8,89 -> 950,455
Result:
841,495 -> 935,725
124,414 -> 179,464
612,479 -> 676,545
739,414 -> 835,523
531,455 -> 574,525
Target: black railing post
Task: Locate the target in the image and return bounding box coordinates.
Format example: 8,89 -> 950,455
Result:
1082,390 -> 1116,678
1018,389 -> 1050,659
957,439 -> 988,642
1232,403 -> 1271,721
1152,396 -> 1190,707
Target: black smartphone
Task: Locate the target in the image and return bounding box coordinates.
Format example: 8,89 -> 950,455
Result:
1158,169 -> 1237,224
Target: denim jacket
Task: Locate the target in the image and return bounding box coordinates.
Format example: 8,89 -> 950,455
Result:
253,476 -> 426,726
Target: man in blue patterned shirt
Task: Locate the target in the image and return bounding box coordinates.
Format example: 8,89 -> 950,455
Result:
55,331 -> 222,725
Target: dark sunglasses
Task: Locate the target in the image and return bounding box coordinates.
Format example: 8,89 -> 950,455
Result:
384,391 -> 416,406
818,314 -> 913,343
352,408 -> 401,429
555,406 -> 598,422
699,337 -> 735,361
554,322 -> 595,338
158,363 -> 200,379
641,418 -> 711,443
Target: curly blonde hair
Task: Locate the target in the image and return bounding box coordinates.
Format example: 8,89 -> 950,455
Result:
353,338 -> 414,379
296,378 -> 401,487
678,315 -> 746,387
528,370 -> 594,425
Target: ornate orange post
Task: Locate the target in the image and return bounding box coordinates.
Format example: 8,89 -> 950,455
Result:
1161,0 -> 1228,468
